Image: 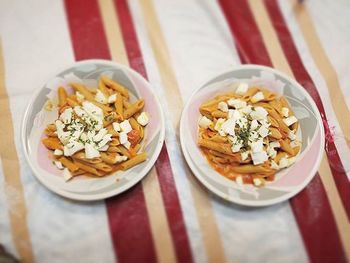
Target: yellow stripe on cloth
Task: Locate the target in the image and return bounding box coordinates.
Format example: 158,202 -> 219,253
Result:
0,42 -> 34,262
98,1 -> 177,262
248,1 -> 350,261
138,1 -> 228,262
291,0 -> 350,150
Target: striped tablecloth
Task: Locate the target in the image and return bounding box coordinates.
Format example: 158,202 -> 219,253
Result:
0,0 -> 349,262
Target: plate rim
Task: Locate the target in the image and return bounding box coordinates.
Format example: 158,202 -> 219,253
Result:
21,59 -> 165,201
180,64 -> 325,207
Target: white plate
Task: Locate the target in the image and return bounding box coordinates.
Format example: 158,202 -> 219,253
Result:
180,65 -> 324,206
22,60 -> 165,201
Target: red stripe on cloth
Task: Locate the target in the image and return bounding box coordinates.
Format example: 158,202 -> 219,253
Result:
64,0 -> 110,60
219,0 -> 272,66
218,0 -> 346,262
64,1 -> 158,263
114,1 -> 194,262
265,0 -> 350,221
155,144 -> 194,263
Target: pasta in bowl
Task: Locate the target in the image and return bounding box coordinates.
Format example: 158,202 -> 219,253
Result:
22,60 -> 164,201
198,85 -> 301,187
180,65 -> 324,206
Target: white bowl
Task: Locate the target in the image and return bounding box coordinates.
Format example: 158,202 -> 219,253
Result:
22,60 -> 165,201
180,65 -> 324,206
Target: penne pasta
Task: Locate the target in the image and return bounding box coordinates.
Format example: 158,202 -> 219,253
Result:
58,86 -> 68,107
121,153 -> 147,170
101,75 -> 129,98
42,137 -> 63,150
59,156 -> 80,172
123,99 -> 145,119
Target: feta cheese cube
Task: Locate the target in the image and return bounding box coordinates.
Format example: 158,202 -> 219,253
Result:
250,119 -> 259,131
60,108 -> 73,124
198,116 -> 212,129
281,107 -> 289,117
54,149 -> 63,156
250,140 -> 264,153
214,118 -> 226,131
113,122 -> 121,132
228,109 -> 242,121
251,91 -> 264,103
279,157 -> 289,168
249,131 -> 259,142
288,131 -> 297,141
120,120 -> 132,133
231,143 -> 242,153
227,99 -> 247,109
63,168 -> 73,182
251,151 -> 268,165
123,141 -> 131,149
64,141 -> 84,156
253,178 -> 263,187
271,160 -> 279,170
221,119 -> 236,136
269,141 -> 280,149
137,112 -> 150,126
99,144 -> 109,151
119,132 -> 128,144
54,161 -> 64,170
95,89 -> 108,104
250,107 -> 268,120
115,155 -> 128,163
283,116 -> 298,126
240,105 -> 252,115
241,151 -> 249,161
236,176 -> 243,186
97,134 -> 112,148
93,128 -> 108,142
258,125 -> 270,138
268,148 -> 277,158
85,143 -> 100,159
236,82 -> 249,95
218,101 -> 229,112
108,94 -> 117,103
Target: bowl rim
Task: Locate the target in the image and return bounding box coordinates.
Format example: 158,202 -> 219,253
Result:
180,64 -> 325,207
21,59 -> 165,201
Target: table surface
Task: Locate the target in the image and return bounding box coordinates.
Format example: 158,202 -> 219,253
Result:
0,0 -> 349,262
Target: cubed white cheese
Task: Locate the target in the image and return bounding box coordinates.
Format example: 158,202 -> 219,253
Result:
240,105 -> 252,115
63,168 -> 73,182
54,161 -> 64,170
241,151 -> 249,161
76,91 -> 85,103
236,82 -> 249,95
115,155 -> 128,163
82,101 -> 103,118
250,119 -> 259,130
85,143 -> 100,159
271,160 -> 279,170
251,151 -> 268,165
123,141 -> 131,149
119,132 -> 128,144
227,99 -> 247,109
251,92 -> 264,103
288,131 -> 297,141
99,144 -> 109,151
112,122 -> 121,132
250,107 -> 268,120
250,140 -> 264,153
283,116 -> 298,126
63,141 -> 84,156
97,134 -> 112,148
120,120 -> 132,133
93,128 -> 108,142
268,148 -> 277,158
108,94 -> 117,103
258,125 -> 270,138
229,109 -> 242,121
198,116 -> 212,129
279,157 -> 289,168
269,141 -> 280,149
221,119 -> 236,136
95,89 -> 108,104
60,108 -> 73,124
253,178 -> 263,187
214,118 -> 226,131
54,149 -> 63,156
281,107 -> 289,117
236,117 -> 248,129
231,143 -> 242,153
236,176 -> 243,186
137,112 -> 150,126
249,131 -> 259,142
218,101 -> 229,112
